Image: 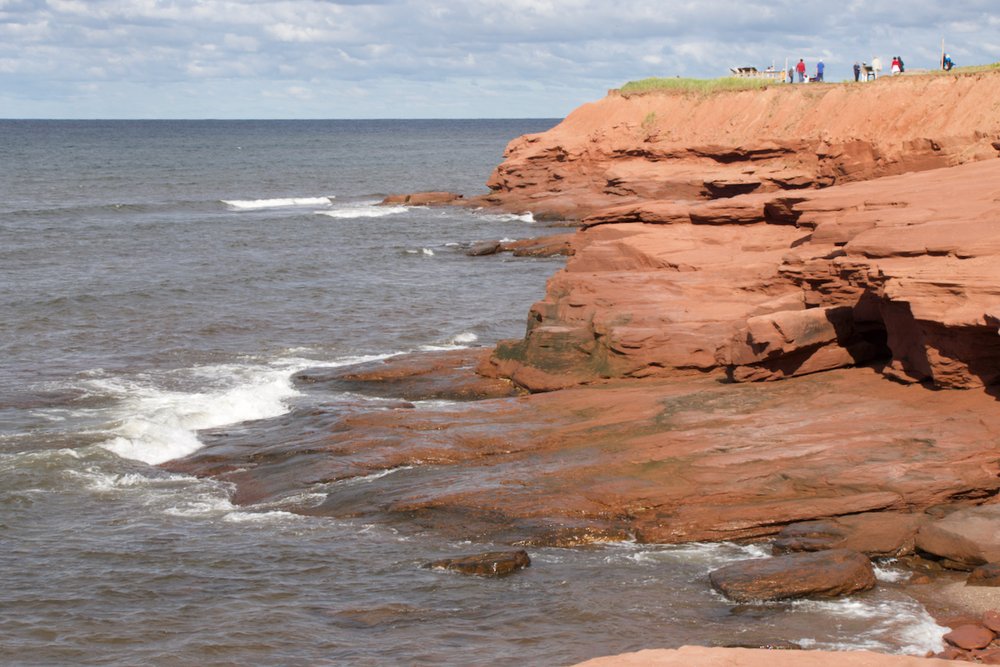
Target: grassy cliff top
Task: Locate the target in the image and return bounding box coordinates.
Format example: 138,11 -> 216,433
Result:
618,77 -> 772,96
618,63 -> 1000,97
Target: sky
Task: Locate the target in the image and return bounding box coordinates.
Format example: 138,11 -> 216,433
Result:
1,0 -> 997,118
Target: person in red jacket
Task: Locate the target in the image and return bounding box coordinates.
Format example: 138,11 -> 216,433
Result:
796,58 -> 806,83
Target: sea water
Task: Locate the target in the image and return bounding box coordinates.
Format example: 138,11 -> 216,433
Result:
0,119 -> 944,665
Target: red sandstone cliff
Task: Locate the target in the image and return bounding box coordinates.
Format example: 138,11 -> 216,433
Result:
475,71 -> 1000,220
476,70 -> 1000,393
168,69 -> 1000,561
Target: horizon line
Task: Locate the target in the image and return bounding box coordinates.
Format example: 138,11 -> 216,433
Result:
0,116 -> 563,121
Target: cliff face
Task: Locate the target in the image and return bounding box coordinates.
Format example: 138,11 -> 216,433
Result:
476,71 -> 1000,220
478,71 -> 1000,393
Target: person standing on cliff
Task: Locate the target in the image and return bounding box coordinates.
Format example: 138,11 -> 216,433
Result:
853,62 -> 861,81
816,59 -> 825,82
787,67 -> 794,83
872,56 -> 882,79
890,56 -> 901,75
796,58 -> 806,82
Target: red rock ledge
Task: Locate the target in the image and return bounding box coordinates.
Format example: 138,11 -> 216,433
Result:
572,647 -> 952,667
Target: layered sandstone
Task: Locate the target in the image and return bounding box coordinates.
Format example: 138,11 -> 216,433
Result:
480,73 -> 1000,391
167,351 -> 1000,546
474,71 -> 1000,220
168,71 -> 1000,548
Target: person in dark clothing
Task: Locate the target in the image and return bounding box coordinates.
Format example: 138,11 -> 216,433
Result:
943,53 -> 954,70
898,56 -> 905,73
853,62 -> 861,81
816,60 -> 825,82
788,67 -> 795,83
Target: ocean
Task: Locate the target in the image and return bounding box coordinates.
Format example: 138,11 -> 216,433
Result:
0,119 -> 944,665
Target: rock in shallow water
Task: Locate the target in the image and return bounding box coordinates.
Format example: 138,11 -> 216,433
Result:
943,623 -> 995,650
968,564 -> 1000,587
426,549 -> 531,577
709,549 -> 876,602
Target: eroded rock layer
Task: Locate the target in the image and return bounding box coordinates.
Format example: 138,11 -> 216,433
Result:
480,158 -> 1000,392
474,71 -> 1000,220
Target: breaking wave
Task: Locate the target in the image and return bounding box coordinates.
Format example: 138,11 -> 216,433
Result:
316,203 -> 412,219
221,196 -> 335,210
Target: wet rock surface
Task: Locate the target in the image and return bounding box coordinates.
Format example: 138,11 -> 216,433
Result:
465,233 -> 575,258
166,362 -> 1000,547
294,348 -> 522,402
425,549 -> 531,577
772,512 -> 923,557
708,549 -> 876,602
381,191 -> 463,206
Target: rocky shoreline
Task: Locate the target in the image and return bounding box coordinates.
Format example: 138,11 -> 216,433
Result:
166,70 -> 1000,663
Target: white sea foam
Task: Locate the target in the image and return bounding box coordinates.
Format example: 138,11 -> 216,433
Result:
87,352 -> 405,467
221,509 -> 301,524
96,362 -> 308,466
66,463 -> 308,524
222,196 -> 334,210
600,540 -> 771,568
475,211 -> 535,223
418,331 -> 479,352
421,248 -> 435,256
0,447 -> 82,468
316,204 -> 410,219
873,561 -> 911,583
792,598 -> 946,655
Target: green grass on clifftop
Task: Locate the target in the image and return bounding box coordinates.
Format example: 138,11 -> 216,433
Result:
950,61 -> 1000,74
618,77 -> 773,96
620,63 -> 1000,95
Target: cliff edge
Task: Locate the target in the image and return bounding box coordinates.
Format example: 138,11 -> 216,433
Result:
476,70 -> 1000,393
476,70 -> 1000,220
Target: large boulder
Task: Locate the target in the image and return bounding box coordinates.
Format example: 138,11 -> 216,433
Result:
917,505 -> 1000,569
772,512 -> 924,557
943,624 -> 995,650
709,549 -> 876,602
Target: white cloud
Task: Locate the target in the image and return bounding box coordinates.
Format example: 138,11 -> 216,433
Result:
223,33 -> 259,51
0,0 -> 997,117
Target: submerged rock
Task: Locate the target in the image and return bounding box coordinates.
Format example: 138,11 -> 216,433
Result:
426,549 -> 531,577
381,191 -> 463,206
294,348 -> 522,401
968,564 -> 1000,587
709,549 -> 876,602
466,240 -> 502,256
